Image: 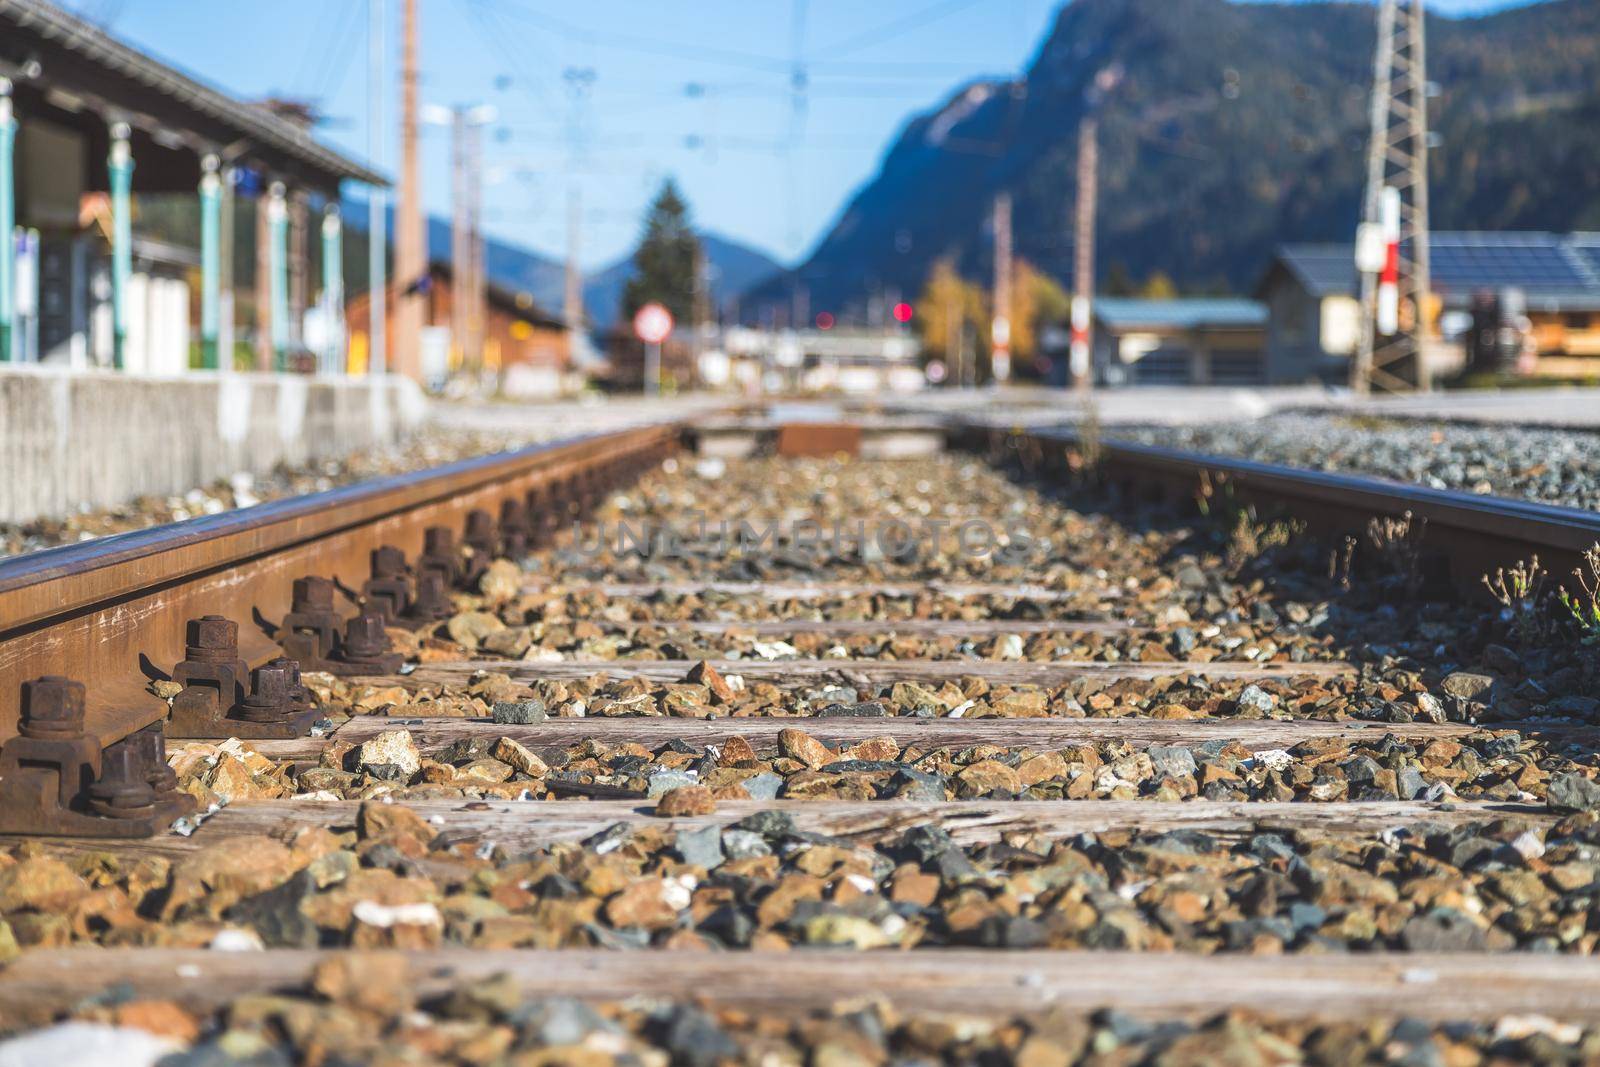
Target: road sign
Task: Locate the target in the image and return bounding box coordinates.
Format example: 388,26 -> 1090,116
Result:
633,303 -> 673,345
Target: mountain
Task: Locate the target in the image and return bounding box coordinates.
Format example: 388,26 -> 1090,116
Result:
366,205 -> 782,330
583,232 -> 786,329
329,200 -> 567,314
426,216 -> 567,314
743,0 -> 1600,318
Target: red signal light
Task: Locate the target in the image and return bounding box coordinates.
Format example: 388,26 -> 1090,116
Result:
892,302 -> 913,323
816,312 -> 835,330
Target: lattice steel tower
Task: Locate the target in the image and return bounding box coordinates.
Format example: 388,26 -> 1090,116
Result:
1352,0 -> 1433,394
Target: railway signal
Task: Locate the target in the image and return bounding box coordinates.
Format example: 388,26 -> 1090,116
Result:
634,302 -> 673,396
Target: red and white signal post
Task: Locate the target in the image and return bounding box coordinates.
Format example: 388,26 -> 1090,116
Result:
1376,186 -> 1402,337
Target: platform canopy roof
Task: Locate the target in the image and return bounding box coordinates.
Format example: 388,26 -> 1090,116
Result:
0,0 -> 385,196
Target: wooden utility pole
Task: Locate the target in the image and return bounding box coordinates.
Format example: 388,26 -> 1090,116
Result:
468,118 -> 486,377
1070,114 -> 1098,392
367,0 -> 387,374
564,187 -> 584,348
450,107 -> 468,373
393,0 -> 424,380
991,191 -> 1013,383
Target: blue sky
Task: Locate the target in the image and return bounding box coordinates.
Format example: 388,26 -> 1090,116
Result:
58,0 -> 1535,269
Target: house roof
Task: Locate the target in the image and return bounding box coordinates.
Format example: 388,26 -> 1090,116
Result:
348,262 -> 568,333
0,0 -> 384,188
1272,245 -> 1357,299
1268,233 -> 1600,311
1093,298 -> 1267,331
1565,233 -> 1600,281
428,260 -> 567,331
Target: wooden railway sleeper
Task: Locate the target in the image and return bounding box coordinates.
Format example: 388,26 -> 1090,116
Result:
0,676 -> 194,837
279,577 -> 406,676
168,616 -> 323,739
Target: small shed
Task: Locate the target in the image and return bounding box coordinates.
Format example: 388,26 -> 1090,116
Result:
1092,298 -> 1268,386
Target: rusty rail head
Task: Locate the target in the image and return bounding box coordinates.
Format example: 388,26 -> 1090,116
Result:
0,424 -> 682,750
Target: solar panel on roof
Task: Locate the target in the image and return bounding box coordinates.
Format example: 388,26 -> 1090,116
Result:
1275,236 -> 1600,304
1429,241 -> 1589,292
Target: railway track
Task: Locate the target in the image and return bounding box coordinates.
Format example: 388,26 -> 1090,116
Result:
2,409 -> 1599,1061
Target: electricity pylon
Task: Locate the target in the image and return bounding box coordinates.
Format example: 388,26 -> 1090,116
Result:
1352,0 -> 1433,394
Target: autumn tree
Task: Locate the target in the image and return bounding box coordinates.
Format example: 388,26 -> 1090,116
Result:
915,259 -> 989,384
1009,259 -> 1072,365
1139,271 -> 1178,300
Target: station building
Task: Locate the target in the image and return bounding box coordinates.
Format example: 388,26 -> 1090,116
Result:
1090,298 -> 1269,386
0,0 -> 385,373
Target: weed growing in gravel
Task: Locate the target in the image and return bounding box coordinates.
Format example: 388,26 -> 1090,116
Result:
1365,510 -> 1427,596
1226,509 -> 1304,569
1328,535 -> 1357,592
1558,544 -> 1600,644
1194,475 -> 1305,569
1077,400 -> 1104,473
1193,469 -> 1228,520
1482,555 -> 1553,646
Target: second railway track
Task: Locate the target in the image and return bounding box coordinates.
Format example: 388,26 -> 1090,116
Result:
3,409 -> 1600,1060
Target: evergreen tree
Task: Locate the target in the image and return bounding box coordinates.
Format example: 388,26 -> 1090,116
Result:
1104,262 -> 1137,297
621,179 -> 702,327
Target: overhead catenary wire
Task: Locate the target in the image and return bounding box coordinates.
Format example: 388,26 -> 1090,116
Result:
475,0 -> 792,74
311,1 -> 369,106
459,0 -> 558,107
816,0 -> 988,60
291,0 -> 362,105
431,0 -> 1054,277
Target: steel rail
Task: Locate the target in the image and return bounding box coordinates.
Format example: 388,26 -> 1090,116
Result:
971,423 -> 1600,594
0,424 -> 682,750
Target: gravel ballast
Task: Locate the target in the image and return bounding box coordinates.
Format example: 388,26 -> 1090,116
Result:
1112,413 -> 1600,511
